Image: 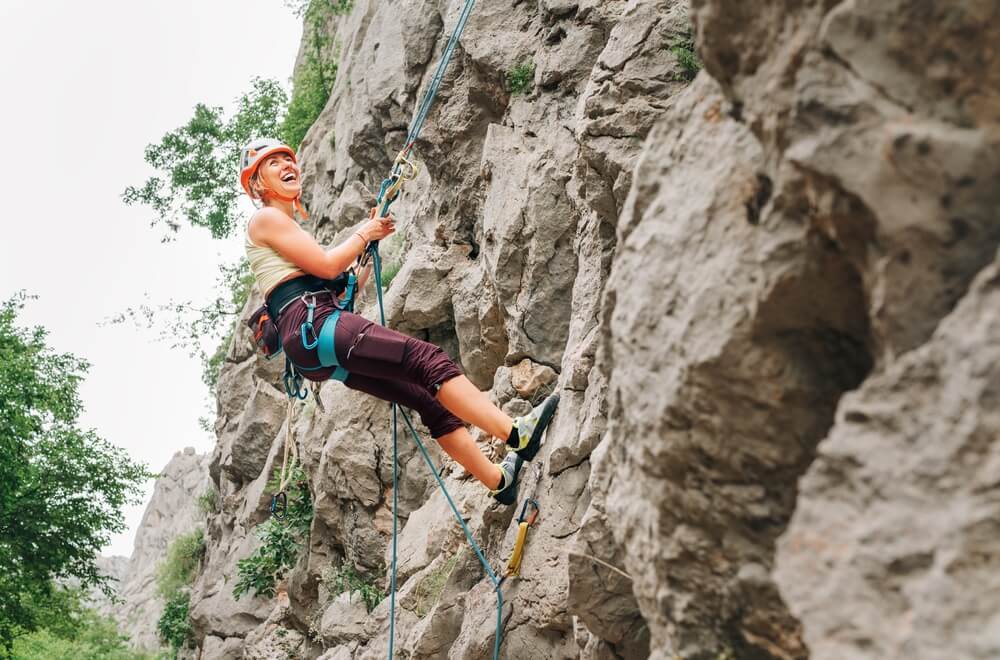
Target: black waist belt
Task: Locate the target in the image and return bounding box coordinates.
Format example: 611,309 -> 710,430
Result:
266,274 -> 346,320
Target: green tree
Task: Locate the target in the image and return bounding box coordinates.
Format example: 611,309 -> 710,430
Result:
0,293 -> 150,653
156,590 -> 192,658
122,77 -> 288,241
151,530 -> 205,658
12,592 -> 156,660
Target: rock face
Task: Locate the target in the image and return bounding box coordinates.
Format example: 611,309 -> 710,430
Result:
176,1 -> 999,659
105,448 -> 212,651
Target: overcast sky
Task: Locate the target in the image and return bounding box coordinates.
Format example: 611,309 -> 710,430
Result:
0,1 -> 303,557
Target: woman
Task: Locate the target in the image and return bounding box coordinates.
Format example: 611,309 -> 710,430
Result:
239,138 -> 559,505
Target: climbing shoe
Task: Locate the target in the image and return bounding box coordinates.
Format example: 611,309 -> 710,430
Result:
490,451 -> 524,506
508,393 -> 560,462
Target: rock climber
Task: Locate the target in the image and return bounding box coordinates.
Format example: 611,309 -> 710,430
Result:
239,138 -> 559,505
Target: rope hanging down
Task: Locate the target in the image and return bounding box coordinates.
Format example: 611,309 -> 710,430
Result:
360,2 -> 510,658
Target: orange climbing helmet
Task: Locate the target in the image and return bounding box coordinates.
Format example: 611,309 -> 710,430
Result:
239,138 -> 308,218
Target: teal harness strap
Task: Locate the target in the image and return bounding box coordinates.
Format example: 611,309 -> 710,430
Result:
315,272 -> 357,383
316,311 -> 348,382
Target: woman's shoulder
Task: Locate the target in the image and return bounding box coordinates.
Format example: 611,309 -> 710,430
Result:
248,206 -> 295,242
249,206 -> 293,226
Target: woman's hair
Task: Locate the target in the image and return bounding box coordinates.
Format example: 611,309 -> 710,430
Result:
248,170 -> 269,202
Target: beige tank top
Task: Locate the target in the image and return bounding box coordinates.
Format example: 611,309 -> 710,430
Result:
245,217 -> 306,297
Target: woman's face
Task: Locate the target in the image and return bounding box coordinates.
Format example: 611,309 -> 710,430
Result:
257,152 -> 301,199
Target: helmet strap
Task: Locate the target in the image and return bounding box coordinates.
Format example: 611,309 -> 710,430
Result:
259,186 -> 309,220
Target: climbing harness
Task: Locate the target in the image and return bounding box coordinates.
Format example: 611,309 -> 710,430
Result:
272,274 -> 359,508
498,499 -> 540,588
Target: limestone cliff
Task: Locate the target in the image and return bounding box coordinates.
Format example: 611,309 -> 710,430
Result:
180,1 -> 1000,658
104,448 -> 212,651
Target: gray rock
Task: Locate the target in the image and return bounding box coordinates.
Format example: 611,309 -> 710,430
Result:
200,635 -> 245,660
319,592 -> 370,645
775,250 -> 1000,659
104,449 -> 212,651
124,1 -> 1000,658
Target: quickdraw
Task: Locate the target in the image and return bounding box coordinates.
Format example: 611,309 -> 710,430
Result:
498,498 -> 540,588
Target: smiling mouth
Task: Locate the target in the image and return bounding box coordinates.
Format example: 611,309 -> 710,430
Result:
281,173 -> 298,183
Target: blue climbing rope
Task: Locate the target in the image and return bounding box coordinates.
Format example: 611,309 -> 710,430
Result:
403,0 -> 477,152
370,232 -> 504,660
360,2 -> 508,657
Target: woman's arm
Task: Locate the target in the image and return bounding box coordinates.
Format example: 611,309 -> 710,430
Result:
251,207 -> 394,279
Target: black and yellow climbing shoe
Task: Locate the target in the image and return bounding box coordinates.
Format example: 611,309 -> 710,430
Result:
491,452 -> 524,506
508,393 -> 560,462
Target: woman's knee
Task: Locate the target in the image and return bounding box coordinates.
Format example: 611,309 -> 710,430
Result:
406,339 -> 463,391
423,406 -> 464,439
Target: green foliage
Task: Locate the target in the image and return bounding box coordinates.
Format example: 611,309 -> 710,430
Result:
197,488 -> 219,516
156,590 -> 191,657
123,77 -> 288,240
506,58 -> 536,96
152,528 -> 203,657
411,555 -> 458,617
232,519 -> 301,600
282,0 -> 349,150
285,0 -> 353,17
15,585 -> 90,642
670,35 -> 702,82
13,606 -> 157,660
155,529 -> 205,600
322,563 -> 384,613
0,293 -> 150,653
234,468 -> 312,600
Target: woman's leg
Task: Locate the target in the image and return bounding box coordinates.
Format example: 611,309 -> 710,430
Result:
436,376 -> 513,441
344,372 -> 502,489
436,427 -> 503,489
336,313 -> 513,441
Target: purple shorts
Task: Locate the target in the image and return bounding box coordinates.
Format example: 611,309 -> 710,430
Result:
276,294 -> 464,438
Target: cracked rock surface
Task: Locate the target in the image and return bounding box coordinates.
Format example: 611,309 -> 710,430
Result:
109,1 -> 1000,658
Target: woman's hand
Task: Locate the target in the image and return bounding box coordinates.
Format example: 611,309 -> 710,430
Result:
358,213 -> 396,242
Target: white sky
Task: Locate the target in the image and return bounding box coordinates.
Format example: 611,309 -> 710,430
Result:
0,1 -> 303,557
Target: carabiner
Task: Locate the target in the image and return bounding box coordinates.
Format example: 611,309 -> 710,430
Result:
517,498 -> 540,526
283,358 -> 308,400
270,491 -> 288,519
300,293 -> 319,350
